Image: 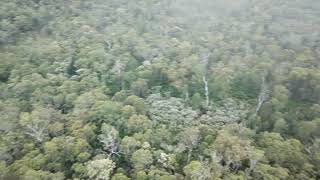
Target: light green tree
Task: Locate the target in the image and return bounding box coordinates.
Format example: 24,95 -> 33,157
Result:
177,127 -> 200,163
131,149 -> 153,170
126,115 -> 152,134
86,158 -> 115,180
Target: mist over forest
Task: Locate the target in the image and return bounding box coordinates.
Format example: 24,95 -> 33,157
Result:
0,0 -> 320,179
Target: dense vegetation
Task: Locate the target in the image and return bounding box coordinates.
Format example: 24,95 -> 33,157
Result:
1,0 -> 320,179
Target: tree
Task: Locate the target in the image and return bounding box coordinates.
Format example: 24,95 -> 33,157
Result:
0,99 -> 20,133
154,150 -> 177,171
150,126 -> 174,150
257,132 -> 307,173
88,100 -> 123,125
309,138 -> 320,176
126,115 -> 152,134
120,136 -> 141,160
177,127 -> 200,163
98,123 -> 119,156
69,120 -> 97,142
212,125 -> 262,172
1,0 -> 320,179
288,67 -> 320,103
0,161 -> 8,179
125,95 -> 146,115
73,89 -> 108,121
9,149 -> 47,176
23,169 -> 65,180
167,60 -> 193,100
190,93 -> 203,109
273,118 -> 288,135
183,161 -> 212,180
208,70 -> 231,101
255,72 -> 270,114
147,95 -> 198,128
200,52 -> 211,107
131,149 -> 153,170
19,107 -> 61,142
131,78 -> 149,97
86,157 -> 115,180
296,118 -> 320,142
271,85 -> 289,110
147,168 -> 178,180
231,71 -> 261,99
71,162 -> 87,179
44,136 -> 90,172
121,105 -> 136,119
112,173 -> 130,180
135,170 -> 148,180
251,163 -> 289,180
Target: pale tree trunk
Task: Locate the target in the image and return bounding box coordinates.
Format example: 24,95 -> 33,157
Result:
255,73 -> 269,114
184,85 -> 189,101
114,60 -> 126,90
203,76 -> 209,107
26,123 -> 46,142
187,149 -> 192,163
201,53 -> 211,107
245,168 -> 252,180
185,91 -> 189,101
245,159 -> 258,179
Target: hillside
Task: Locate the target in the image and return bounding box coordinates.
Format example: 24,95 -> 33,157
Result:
0,0 -> 320,179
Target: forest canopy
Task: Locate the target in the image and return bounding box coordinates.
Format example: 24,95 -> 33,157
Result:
0,0 -> 320,179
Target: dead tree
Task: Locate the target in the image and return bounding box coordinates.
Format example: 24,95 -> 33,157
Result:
255,72 -> 270,114
201,53 -> 211,107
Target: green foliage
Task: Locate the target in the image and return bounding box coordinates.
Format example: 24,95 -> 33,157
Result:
131,149 -> 153,170
126,115 -> 152,134
131,78 -> 149,97
23,170 -> 64,180
296,118 -> 320,142
147,95 -> 198,128
190,93 -> 203,109
183,161 -> 213,180
43,136 -> 91,172
252,163 -> 289,180
288,67 -> 320,103
112,173 -> 130,180
86,157 -> 115,180
212,125 -> 262,170
125,95 -> 147,115
0,0 -> 319,179
258,133 -> 308,174
231,72 -> 261,99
